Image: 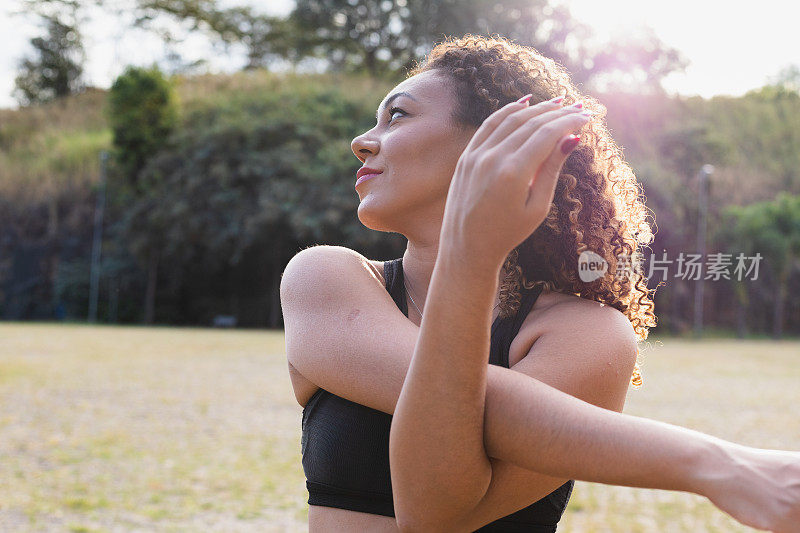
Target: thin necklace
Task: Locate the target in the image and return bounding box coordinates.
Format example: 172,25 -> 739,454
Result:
403,274 -> 424,316
403,267 -> 499,318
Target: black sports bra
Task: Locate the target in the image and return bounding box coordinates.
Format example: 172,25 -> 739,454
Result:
300,257 -> 574,531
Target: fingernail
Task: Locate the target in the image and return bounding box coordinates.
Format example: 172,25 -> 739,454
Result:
548,96 -> 565,104
516,93 -> 533,104
580,110 -> 594,116
570,101 -> 583,109
561,134 -> 580,154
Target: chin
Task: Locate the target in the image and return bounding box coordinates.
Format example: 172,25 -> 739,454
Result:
356,199 -> 397,233
355,182 -> 440,233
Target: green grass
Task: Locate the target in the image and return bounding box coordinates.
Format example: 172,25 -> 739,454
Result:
0,323 -> 798,531
0,88 -> 112,202
0,323 -> 303,532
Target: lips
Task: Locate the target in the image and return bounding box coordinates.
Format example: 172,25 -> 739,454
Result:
355,167 -> 383,188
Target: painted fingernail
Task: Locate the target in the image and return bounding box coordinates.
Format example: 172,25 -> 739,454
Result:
516,93 -> 533,104
580,110 -> 594,116
561,135 -> 580,154
548,96 -> 565,104
570,101 -> 583,109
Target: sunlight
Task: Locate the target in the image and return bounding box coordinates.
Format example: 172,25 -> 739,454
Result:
555,0 -> 653,43
555,0 -> 796,97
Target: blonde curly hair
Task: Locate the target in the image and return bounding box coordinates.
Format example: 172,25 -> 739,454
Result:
408,33 -> 657,387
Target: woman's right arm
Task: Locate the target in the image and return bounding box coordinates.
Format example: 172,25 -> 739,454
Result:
280,245 -> 800,532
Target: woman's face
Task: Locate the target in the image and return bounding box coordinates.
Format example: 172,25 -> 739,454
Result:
350,70 -> 477,235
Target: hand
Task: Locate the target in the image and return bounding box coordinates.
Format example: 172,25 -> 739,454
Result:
703,445 -> 800,532
440,95 -> 591,267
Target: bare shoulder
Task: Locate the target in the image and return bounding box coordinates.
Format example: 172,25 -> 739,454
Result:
511,288 -> 639,411
528,288 -> 633,333
280,246 -> 388,407
280,245 -> 385,299
510,288 -> 638,369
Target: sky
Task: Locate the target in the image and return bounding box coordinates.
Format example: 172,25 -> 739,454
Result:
0,0 -> 798,109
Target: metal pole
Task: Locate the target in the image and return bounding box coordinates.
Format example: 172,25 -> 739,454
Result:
693,164 -> 714,337
88,151 -> 108,322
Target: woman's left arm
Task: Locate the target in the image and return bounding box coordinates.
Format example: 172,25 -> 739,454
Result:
389,248 -> 501,527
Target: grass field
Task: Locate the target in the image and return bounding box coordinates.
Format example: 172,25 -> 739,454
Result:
1,323 -> 798,532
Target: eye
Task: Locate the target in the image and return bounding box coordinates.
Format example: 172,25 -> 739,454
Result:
387,106 -> 406,123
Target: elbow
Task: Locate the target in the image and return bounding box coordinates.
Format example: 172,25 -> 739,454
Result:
391,474 -> 484,532
395,516 -> 421,533
394,508 -> 426,533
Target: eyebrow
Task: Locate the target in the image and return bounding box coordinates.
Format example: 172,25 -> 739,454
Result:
375,91 -> 418,120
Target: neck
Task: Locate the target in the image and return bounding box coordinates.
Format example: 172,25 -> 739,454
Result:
402,241 -> 506,318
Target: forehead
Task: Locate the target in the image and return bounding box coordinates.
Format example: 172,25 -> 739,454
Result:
376,70 -> 449,117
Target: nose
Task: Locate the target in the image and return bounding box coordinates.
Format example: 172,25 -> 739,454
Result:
351,130 -> 379,162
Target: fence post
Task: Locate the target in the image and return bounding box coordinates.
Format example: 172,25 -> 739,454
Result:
693,164 -> 714,337
88,151 -> 108,323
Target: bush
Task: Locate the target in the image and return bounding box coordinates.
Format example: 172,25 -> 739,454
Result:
107,65 -> 178,194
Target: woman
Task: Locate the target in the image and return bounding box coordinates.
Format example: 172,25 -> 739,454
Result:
281,34 -> 800,532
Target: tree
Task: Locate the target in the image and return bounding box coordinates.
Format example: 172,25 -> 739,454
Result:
579,26 -> 689,94
18,0 -> 292,74
767,64 -> 800,94
13,14 -> 85,106
129,0 -> 296,69
719,193 -> 800,339
107,65 -> 178,194
107,65 -> 178,324
118,74 -> 403,326
285,0 -> 687,90
724,86 -> 800,195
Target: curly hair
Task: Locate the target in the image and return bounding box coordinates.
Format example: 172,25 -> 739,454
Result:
407,34 -> 657,388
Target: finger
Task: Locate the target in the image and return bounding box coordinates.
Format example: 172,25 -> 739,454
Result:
479,99 -> 580,152
514,112 -> 590,167
466,96 -> 533,152
498,105 -> 592,153
468,95 -> 565,152
524,133 -> 580,209
512,113 -> 588,208
487,112 -> 588,206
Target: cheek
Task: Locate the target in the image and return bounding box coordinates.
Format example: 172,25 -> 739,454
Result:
402,127 -> 460,172
380,123 -> 464,195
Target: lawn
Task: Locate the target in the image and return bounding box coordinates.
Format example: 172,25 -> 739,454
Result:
0,323 -> 798,532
